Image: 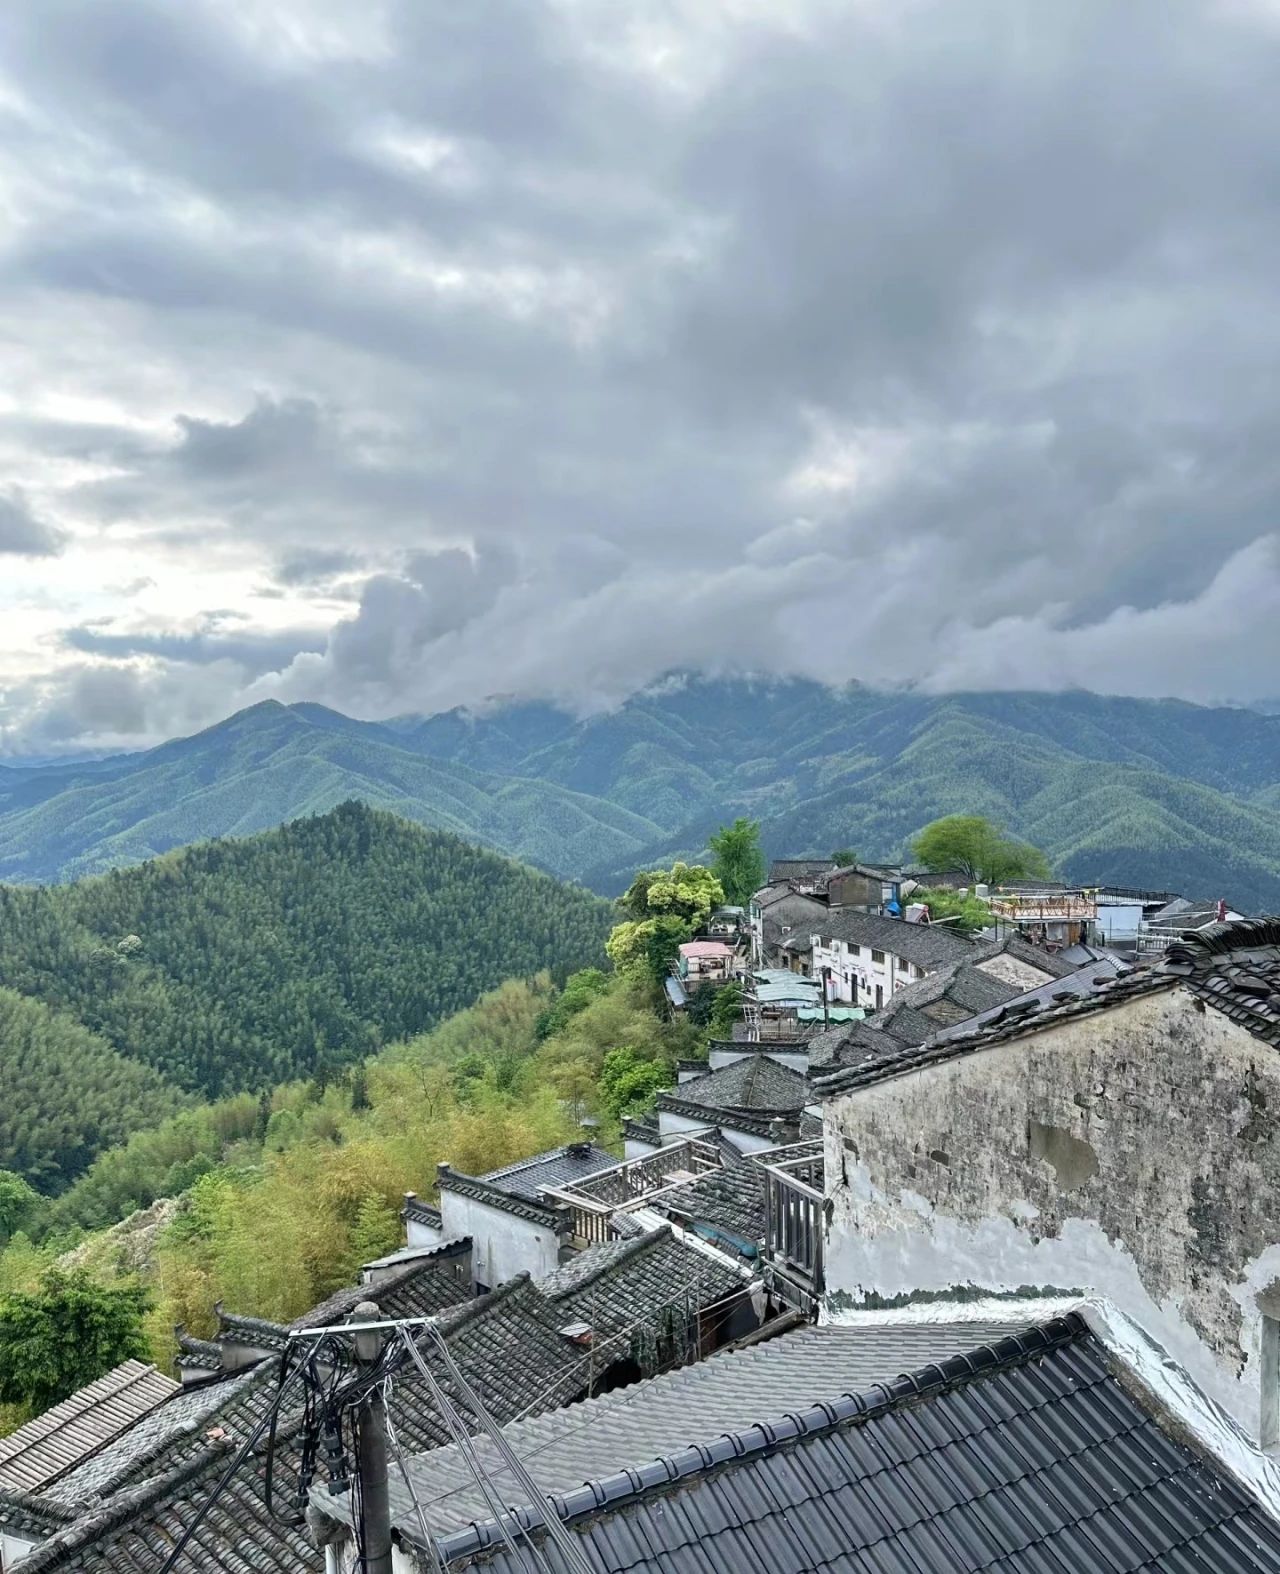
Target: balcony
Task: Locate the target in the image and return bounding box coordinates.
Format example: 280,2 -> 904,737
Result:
754,1139 -> 825,1307
541,1136 -> 722,1248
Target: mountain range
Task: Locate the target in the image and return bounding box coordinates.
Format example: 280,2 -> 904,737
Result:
3,678 -> 1280,906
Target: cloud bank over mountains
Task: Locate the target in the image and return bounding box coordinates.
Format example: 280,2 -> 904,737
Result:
3,0 -> 1280,751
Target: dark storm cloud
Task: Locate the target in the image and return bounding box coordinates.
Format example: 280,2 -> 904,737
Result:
5,0 -> 1280,746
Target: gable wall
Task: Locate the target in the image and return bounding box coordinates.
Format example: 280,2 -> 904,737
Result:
822,987 -> 1280,1440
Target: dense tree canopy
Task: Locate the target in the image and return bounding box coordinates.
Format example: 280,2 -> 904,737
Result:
0,1269 -> 151,1414
0,804 -> 612,1192
912,815 -> 1052,885
708,818 -> 766,906
607,862 -> 723,983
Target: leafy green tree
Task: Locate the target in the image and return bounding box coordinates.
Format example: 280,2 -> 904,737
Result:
0,1269 -> 151,1413
831,847 -> 858,867
911,816 -> 1051,885
608,863 -> 724,983
534,968 -> 610,1041
0,1172 -> 38,1240
598,1048 -> 669,1122
907,886 -> 993,935
706,983 -> 744,1040
349,1063 -> 371,1112
349,1194 -> 401,1268
708,818 -> 766,907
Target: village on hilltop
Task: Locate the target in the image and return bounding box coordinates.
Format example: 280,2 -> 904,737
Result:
3,849 -> 1280,1574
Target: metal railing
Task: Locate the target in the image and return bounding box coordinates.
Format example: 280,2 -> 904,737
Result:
754,1140 -> 825,1298
541,1137 -> 722,1249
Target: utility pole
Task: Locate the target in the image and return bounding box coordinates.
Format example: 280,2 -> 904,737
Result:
350,1301 -> 393,1574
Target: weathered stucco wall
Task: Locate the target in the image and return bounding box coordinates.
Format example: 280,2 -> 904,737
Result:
823,987 -> 1280,1440
438,1191 -> 561,1290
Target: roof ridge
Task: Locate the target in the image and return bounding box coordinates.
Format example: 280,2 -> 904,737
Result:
1163,916 -> 1280,966
431,1314 -> 1089,1563
13,1442 -> 234,1572
434,1272 -> 534,1336
544,1227 -> 670,1301
0,1484 -> 81,1526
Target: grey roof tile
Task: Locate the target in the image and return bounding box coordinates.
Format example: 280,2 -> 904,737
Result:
377,1321 -> 1038,1544
1162,918 -> 1280,1045
650,1159 -> 767,1255
432,1317 -> 1280,1574
0,1362 -> 178,1496
536,1226 -> 746,1374
814,910 -> 979,968
655,1055 -> 808,1117
481,1143 -> 616,1201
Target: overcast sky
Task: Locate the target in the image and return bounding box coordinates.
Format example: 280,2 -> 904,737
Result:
3,0 -> 1280,753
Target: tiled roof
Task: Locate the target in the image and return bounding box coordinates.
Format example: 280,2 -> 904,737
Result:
0,1362 -> 178,1496
290,1251 -> 470,1330
400,1193 -> 442,1229
767,859 -> 836,883
18,1276 -> 605,1571
39,1370 -> 263,1509
214,1309 -> 289,1354
1162,917 -> 1280,1044
536,1225 -> 746,1372
650,1159 -> 767,1255
480,1142 -> 617,1200
987,932 -> 1082,979
656,1055 -> 808,1117
436,1315 -> 1280,1573
385,1275 -> 597,1455
814,908 -> 978,968
172,1331 -> 222,1373
14,1446 -> 318,1574
436,1165 -> 570,1227
365,1321 -> 1036,1547
0,1486 -> 79,1542
813,966 -> 1172,1097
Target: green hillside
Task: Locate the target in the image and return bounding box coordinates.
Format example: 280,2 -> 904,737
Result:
0,803 -> 612,1192
4,680 -> 1280,905
412,680 -> 1280,906
0,701 -> 663,885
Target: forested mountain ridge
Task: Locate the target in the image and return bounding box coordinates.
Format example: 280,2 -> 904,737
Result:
411,680 -> 1280,907
3,679 -> 1280,903
0,700 -> 663,885
0,803 -> 612,1193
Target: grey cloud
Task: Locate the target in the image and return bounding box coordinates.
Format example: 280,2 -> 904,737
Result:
274,547 -> 366,586
6,0 -> 1280,744
0,488 -> 65,556
62,622 -> 326,677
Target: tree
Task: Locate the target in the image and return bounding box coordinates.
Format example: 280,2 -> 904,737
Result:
598,1048 -> 669,1122
706,982 -> 744,1041
708,819 -> 766,907
831,847 -> 858,868
349,1063 -> 370,1112
608,863 -> 724,984
911,816 -> 1051,886
0,1171 -> 38,1240
907,886 -> 993,936
0,1269 -> 150,1414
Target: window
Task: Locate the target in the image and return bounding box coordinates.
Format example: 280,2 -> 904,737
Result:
871,949 -> 885,964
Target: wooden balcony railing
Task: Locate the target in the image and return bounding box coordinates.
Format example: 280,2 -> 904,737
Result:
754,1140 -> 825,1300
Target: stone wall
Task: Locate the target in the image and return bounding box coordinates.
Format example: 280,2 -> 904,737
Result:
822,986 -> 1280,1440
